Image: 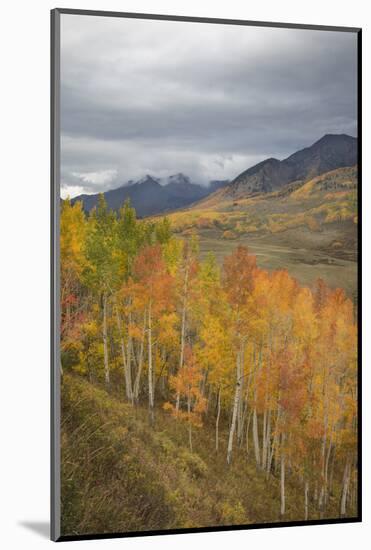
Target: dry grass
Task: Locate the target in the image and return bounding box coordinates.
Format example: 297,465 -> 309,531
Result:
61,374 -> 354,537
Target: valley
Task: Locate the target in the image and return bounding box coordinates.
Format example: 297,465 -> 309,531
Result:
197,229 -> 357,299
158,165 -> 358,298
70,135 -> 358,299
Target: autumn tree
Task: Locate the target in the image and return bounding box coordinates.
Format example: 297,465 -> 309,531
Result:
174,235 -> 199,413
164,345 -> 206,452
60,198 -> 86,361
83,194 -> 120,386
222,246 -> 257,464
133,244 -> 174,421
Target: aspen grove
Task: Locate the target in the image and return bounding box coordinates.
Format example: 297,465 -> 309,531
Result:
61,195 -> 358,521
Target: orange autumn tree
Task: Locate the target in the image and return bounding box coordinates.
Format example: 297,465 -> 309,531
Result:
60,198 -> 87,360
133,244 -> 175,421
222,245 -> 257,464
195,253 -> 235,452
174,235 -> 200,413
314,286 -> 357,517
164,345 -> 206,452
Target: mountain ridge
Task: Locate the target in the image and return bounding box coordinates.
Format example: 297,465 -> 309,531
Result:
70,173 -> 229,217
220,133 -> 357,199
69,134 -> 357,217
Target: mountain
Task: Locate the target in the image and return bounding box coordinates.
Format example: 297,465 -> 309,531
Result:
71,174 -> 229,217
72,175 -> 169,218
70,134 -> 356,217
208,179 -> 230,192
164,173 -> 210,204
221,134 -> 357,199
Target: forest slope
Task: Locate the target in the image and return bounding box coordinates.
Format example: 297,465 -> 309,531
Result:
61,374 -> 351,536
61,198 -> 358,537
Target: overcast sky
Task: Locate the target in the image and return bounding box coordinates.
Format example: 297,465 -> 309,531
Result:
60,14 -> 357,198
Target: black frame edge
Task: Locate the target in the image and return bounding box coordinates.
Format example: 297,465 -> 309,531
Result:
57,517 -> 361,543
54,8 -> 361,33
356,27 -> 362,524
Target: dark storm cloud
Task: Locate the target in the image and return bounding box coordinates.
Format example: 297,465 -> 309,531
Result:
60,14 -> 357,197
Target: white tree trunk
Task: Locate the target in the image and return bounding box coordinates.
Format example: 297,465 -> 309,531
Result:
340,457 -> 352,516
245,409 -> 253,456
253,408 -> 261,467
133,312 -> 146,402
305,480 -> 309,520
319,413 -> 328,515
237,347 -> 245,444
126,310 -> 134,404
323,436 -> 333,507
267,406 -> 281,478
263,409 -> 271,471
176,264 -> 189,412
351,476 -> 357,511
252,349 -> 263,468
262,409 -> 267,469
115,306 -> 133,403
102,293 -> 110,386
216,387 -> 221,453
187,392 -> 193,453
227,350 -> 241,464
280,433 -> 286,516
329,448 -> 336,497
148,299 -> 154,422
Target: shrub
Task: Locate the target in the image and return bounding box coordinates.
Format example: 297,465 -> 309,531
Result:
177,449 -> 208,479
218,501 -> 247,524
222,230 -> 236,240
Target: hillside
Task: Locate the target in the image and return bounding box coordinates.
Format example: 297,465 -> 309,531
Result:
160,166 -> 358,298
217,134 -> 357,198
61,374 -> 350,536
60,195 -> 358,537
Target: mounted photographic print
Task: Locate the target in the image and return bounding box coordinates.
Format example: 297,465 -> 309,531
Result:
51,9 -> 361,541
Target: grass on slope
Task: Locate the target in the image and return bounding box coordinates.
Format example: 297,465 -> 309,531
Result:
165,167 -> 357,240
61,374 -> 346,537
